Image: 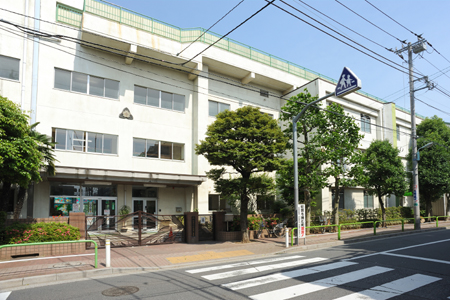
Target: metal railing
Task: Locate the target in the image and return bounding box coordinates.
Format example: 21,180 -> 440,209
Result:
290,216 -> 450,246
0,240 -> 98,268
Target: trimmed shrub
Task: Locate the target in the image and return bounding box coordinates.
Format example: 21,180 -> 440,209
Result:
3,222 -> 80,244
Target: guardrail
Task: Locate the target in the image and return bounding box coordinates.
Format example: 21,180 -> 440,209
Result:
290,217 -> 450,246
0,240 -> 98,268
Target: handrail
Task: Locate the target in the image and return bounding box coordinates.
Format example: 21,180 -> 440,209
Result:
435,216 -> 450,227
373,219 -> 404,235
338,222 -> 374,240
0,240 -> 98,268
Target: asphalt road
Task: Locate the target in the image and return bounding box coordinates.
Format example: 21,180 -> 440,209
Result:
3,229 -> 450,300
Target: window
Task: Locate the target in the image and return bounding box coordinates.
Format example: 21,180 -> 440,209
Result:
54,68 -> 119,99
260,89 -> 269,97
133,138 -> 184,161
360,114 -> 371,133
332,189 -> 345,209
208,100 -> 230,117
52,128 -> 118,154
133,85 -> 185,112
256,195 -> 275,211
364,190 -> 374,208
132,186 -> 157,198
396,126 -> 400,141
0,55 -> 20,80
208,194 -> 230,211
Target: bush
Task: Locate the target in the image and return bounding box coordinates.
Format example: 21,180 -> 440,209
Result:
3,222 -> 80,244
248,216 -> 263,230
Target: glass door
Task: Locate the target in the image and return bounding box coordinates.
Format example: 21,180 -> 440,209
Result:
101,199 -> 116,230
132,199 -> 157,231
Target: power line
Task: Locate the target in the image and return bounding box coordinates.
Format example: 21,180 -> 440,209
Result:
182,0 -> 274,65
416,97 -> 450,117
268,0 -> 421,77
335,0 -> 406,44
364,0 -> 421,39
295,0 -> 392,52
177,0 -> 245,57
0,23 -> 415,138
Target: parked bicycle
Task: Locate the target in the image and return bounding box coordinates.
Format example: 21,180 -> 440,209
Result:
257,218 -> 289,238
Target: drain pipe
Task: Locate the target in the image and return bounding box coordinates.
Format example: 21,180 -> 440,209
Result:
30,0 -> 40,124
20,0 -> 29,111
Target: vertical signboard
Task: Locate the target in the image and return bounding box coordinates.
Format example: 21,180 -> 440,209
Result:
298,204 -> 306,239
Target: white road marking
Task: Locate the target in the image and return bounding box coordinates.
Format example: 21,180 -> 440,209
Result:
0,292 -> 11,300
333,274 -> 441,300
202,257 -> 327,281
380,252 -> 450,265
223,261 -> 357,290
186,255 -> 304,274
249,266 -> 392,300
344,238 -> 450,261
0,253 -> 95,264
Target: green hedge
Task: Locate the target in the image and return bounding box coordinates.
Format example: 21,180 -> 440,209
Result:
3,222 -> 81,245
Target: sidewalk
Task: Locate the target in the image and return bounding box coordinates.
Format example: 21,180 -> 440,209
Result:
1,221 -> 449,290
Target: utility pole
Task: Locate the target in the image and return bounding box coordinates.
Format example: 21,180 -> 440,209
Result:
395,39 -> 433,230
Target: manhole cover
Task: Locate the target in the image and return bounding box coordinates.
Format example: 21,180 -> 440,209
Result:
102,286 -> 139,297
53,261 -> 84,268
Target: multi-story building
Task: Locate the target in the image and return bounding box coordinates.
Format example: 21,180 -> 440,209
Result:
1,0 -> 422,218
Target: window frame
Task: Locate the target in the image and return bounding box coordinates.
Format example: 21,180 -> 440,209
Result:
208,100 -> 230,117
134,85 -> 185,112
396,126 -> 401,141
54,68 -> 119,100
331,189 -> 345,209
0,55 -> 20,81
360,114 -> 371,133
364,190 -> 374,208
208,194 -> 230,212
256,195 -> 275,211
52,128 -> 118,155
132,138 -> 184,161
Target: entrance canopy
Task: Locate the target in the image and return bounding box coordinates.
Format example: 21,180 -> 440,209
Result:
45,166 -> 207,187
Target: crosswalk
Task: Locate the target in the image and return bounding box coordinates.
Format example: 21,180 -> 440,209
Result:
185,255 -> 442,299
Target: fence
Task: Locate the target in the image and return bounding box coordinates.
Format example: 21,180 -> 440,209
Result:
291,216 -> 450,246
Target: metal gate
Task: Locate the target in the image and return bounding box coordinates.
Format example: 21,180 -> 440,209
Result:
198,214 -> 214,241
85,211 -> 184,248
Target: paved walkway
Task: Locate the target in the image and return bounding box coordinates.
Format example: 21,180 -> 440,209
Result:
0,220 -> 449,290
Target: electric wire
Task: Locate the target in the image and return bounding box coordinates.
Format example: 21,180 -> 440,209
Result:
0,23 -> 414,138
416,97 -> 450,117
364,0 -> 421,39
268,0 -> 421,77
295,0 -> 392,52
177,0 -> 245,57
335,0 -> 406,44
182,0 -> 274,65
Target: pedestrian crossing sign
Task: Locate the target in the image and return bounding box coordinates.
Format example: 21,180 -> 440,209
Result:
335,67 -> 361,97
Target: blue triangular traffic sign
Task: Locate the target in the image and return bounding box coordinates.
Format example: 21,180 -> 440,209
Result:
335,67 -> 361,97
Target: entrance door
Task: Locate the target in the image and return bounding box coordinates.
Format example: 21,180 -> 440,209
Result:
83,197 -> 117,231
132,199 -> 157,231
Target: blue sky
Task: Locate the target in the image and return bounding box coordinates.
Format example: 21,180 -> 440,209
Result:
109,0 -> 450,122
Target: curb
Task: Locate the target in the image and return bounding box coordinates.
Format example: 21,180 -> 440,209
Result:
1,226 -> 449,291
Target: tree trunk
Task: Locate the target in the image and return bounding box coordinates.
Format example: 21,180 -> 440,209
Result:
332,178 -> 340,226
425,199 -> 432,223
240,193 -> 250,243
378,193 -> 386,227
13,186 -> 28,219
0,182 -> 12,212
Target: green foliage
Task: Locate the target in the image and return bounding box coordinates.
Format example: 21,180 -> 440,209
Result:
321,102 -> 364,225
408,116 -> 450,217
0,96 -> 42,188
196,106 -> 287,241
247,216 -> 263,230
362,140 -> 407,221
3,222 -> 80,244
272,200 -> 293,217
119,205 -> 131,215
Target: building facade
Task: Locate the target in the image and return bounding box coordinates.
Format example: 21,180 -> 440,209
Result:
0,0 -> 421,218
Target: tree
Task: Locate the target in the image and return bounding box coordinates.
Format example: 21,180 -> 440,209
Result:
321,102 -> 364,225
13,123 -> 57,219
362,140 -> 407,223
0,96 -> 41,213
410,116 -> 450,220
278,91 -> 329,229
195,106 -> 287,242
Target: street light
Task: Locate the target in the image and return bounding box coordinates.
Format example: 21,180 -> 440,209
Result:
416,142 -> 434,161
